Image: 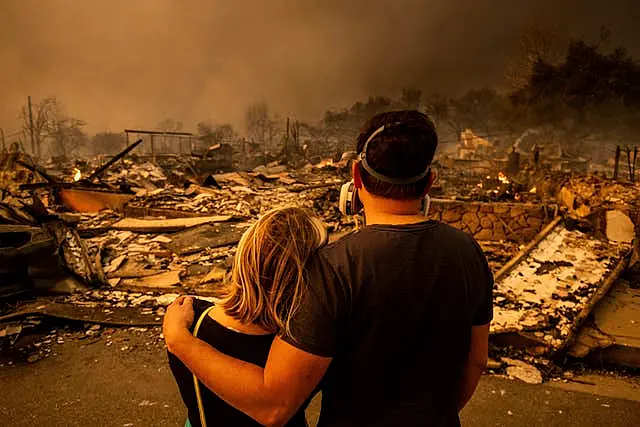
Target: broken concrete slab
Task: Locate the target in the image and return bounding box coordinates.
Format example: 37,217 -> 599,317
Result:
166,223 -> 247,256
111,215 -> 233,233
568,323 -> 615,358
491,218 -> 631,356
605,210 -> 635,243
503,358 -> 543,384
593,279 -> 640,345
586,279 -> 640,368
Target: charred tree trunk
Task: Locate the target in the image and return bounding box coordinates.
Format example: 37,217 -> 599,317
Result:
613,145 -> 621,180
626,146 -> 633,182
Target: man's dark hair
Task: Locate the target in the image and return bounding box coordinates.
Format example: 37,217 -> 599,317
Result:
356,110 -> 438,200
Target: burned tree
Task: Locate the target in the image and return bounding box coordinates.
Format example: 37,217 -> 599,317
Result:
21,97 -> 87,159
509,36 -> 640,137
506,21 -> 565,91
47,116 -> 88,158
91,132 -> 126,155
20,96 -> 57,158
245,102 -> 274,158
197,122 -> 235,147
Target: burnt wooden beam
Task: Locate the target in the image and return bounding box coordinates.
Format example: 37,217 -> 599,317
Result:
124,129 -> 194,136
16,159 -> 59,183
87,138 -> 144,181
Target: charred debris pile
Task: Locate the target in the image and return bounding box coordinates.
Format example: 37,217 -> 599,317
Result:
1,136 -> 639,380
0,139 -> 352,302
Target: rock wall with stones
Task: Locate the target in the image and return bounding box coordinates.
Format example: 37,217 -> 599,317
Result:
428,199 -> 552,242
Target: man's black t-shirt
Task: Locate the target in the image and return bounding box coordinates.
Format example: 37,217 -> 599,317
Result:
282,221 -> 493,427
168,299 -> 308,427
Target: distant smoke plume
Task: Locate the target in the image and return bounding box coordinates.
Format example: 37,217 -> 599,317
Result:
1,0 -> 638,134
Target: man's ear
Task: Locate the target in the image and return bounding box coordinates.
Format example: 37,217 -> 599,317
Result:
420,169 -> 437,197
352,162 -> 363,189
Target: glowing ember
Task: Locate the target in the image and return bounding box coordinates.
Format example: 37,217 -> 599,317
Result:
497,172 -> 509,184
316,158 -> 334,168
529,187 -> 537,194
73,168 -> 82,182
476,182 -> 484,189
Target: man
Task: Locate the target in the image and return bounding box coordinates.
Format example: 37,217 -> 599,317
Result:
164,110 -> 493,426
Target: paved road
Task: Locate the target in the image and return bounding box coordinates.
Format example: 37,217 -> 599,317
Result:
1,326 -> 639,427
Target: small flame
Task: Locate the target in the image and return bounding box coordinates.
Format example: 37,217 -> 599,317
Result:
529,186 -> 537,194
497,171 -> 510,184
73,168 -> 82,182
476,182 -> 484,189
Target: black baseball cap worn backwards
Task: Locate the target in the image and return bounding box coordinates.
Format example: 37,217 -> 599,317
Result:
358,121 -> 432,185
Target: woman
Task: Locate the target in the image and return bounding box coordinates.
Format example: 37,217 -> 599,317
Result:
168,207 -> 328,427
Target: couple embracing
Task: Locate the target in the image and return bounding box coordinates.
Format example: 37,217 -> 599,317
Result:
164,110 -> 493,427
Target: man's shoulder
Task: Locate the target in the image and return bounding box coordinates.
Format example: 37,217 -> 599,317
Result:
323,222 -> 476,246
317,222 -> 479,262
322,228 -> 368,251
315,227 -> 380,262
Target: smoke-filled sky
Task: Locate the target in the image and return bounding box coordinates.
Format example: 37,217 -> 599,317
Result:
1,0 -> 639,135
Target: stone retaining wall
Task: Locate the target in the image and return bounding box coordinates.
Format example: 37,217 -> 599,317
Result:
428,199 -> 553,242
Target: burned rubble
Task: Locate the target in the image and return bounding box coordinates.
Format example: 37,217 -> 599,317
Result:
491,222 -> 631,353
1,137 -> 639,384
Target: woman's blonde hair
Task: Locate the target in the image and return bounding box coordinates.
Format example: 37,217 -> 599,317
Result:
217,206 -> 327,336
